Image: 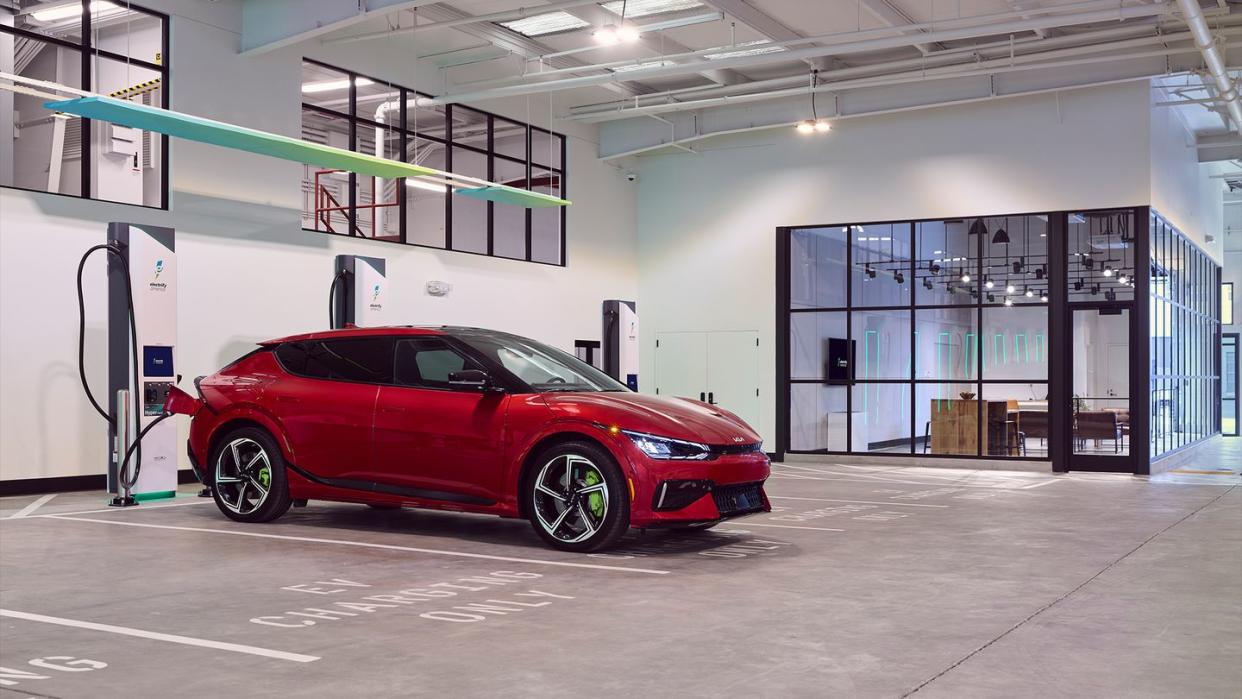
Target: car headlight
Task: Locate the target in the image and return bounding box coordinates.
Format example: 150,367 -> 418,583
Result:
622,430 -> 710,460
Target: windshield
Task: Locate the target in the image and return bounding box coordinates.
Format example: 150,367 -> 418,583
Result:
456,333 -> 629,393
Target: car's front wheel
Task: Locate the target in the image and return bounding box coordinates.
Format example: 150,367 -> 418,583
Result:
527,441 -> 629,552
209,427 -> 293,523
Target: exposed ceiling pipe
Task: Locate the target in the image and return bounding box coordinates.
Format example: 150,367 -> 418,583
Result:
449,0 -> 1159,92
568,18 -> 1205,116
1174,0 -> 1242,131
571,27 -> 1242,122
580,36 -> 1235,124
426,3 -> 1174,105
322,0 -> 603,46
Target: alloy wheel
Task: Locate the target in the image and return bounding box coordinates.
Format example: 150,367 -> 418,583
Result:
532,454 -> 609,544
214,437 -> 272,515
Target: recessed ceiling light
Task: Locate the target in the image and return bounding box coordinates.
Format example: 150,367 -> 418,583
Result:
704,40 -> 785,60
601,0 -> 704,18
499,11 -> 591,37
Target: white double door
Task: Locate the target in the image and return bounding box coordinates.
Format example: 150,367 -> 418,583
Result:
653,331 -> 761,431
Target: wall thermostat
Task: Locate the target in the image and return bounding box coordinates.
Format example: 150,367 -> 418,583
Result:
426,280 -> 452,297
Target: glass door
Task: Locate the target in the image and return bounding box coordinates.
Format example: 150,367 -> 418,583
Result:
1069,307 -> 1133,468
1224,334 -> 1239,437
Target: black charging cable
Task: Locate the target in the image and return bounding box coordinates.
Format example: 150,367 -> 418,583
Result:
328,269 -> 348,328
77,243 -> 144,490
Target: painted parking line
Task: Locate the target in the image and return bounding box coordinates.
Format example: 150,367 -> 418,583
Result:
42,515 -> 671,575
6,494 -> 56,519
718,522 -> 844,532
0,609 -> 319,663
24,499 -> 216,519
770,466 -> 1050,490
767,495 -> 949,508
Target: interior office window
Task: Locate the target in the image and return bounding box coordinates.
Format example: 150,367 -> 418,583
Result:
851,223 -> 910,307
852,382 -> 911,453
791,226 -> 848,309
790,384 -> 848,452
2,1 -> 168,207
1069,211 -> 1135,302
916,220 -> 978,306
790,311 -> 846,381
299,59 -> 568,265
1224,282 -> 1234,326
851,309 -> 911,380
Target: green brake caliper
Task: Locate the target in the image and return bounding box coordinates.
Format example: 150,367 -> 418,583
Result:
257,465 -> 271,489
583,469 -> 605,518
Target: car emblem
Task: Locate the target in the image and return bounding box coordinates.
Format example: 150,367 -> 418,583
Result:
732,437 -> 745,443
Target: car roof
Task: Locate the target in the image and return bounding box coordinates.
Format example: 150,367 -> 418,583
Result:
258,326 -> 514,346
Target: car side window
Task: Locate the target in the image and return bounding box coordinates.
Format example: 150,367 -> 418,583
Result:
276,338 -> 394,384
394,337 -> 481,390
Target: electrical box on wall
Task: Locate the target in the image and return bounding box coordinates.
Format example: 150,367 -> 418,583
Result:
107,124 -> 141,157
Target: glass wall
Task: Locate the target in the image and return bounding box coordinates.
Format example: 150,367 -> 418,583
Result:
1,1 -> 168,207
300,59 -> 567,266
786,214 -> 1049,459
1150,212 -> 1221,457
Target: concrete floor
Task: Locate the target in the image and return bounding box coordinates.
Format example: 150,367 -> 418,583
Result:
1,460 -> 1238,698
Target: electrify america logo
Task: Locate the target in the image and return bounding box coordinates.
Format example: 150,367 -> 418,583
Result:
369,283 -> 382,311
149,259 -> 168,291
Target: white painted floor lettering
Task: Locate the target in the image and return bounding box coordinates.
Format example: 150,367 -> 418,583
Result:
0,609 -> 319,663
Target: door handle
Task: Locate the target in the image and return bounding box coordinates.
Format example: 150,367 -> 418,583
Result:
708,392 -> 715,405
700,392 -> 706,402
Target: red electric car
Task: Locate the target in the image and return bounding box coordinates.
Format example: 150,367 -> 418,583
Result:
180,327 -> 770,551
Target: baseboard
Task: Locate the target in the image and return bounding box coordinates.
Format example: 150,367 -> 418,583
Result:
0,469 -> 201,497
782,453 -> 1051,472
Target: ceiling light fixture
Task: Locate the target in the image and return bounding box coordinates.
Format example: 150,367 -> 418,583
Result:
1024,286 -> 1034,298
1040,291 -> 1048,302
30,0 -> 118,22
960,271 -> 971,283
1006,283 -> 1016,294
1004,297 -> 1014,307
984,276 -> 994,289
795,69 -> 830,134
894,272 -> 905,285
302,77 -> 374,93
1102,264 -> 1113,278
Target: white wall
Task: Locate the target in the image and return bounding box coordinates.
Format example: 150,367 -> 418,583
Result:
1149,91 -> 1226,264
0,0 -> 637,482
636,82 -> 1152,449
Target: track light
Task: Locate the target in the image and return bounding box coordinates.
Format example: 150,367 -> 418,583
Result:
1024,286 -> 1034,298
1004,297 -> 1013,307
1035,266 -> 1045,280
1083,256 -> 1094,270
1012,259 -> 1023,274
960,271 -> 971,283
987,293 -> 996,303
1102,265 -> 1113,278
894,272 -> 904,284
1040,291 -> 1048,302
923,278 -> 933,290
1117,273 -> 1128,284
1006,283 -> 1016,294
1105,289 -> 1116,302
1074,279 -> 1084,291
984,276 -> 994,289
1091,284 -> 1100,295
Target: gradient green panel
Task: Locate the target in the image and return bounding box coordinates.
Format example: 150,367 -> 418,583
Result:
45,96 -> 571,208
455,184 -> 570,208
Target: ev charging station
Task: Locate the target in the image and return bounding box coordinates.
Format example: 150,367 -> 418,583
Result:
331,254 -> 388,329
105,222 -> 179,504
602,300 -> 639,391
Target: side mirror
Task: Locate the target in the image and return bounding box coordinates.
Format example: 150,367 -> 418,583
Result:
448,369 -> 497,392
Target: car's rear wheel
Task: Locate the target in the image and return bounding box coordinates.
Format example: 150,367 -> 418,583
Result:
210,427 -> 292,523
527,441 -> 628,552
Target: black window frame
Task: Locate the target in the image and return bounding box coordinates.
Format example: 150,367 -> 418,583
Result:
300,58 -> 568,267
0,1 -> 171,209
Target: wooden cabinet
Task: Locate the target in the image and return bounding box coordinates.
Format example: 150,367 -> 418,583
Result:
929,399 -> 1014,455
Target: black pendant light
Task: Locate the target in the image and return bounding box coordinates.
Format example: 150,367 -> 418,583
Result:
969,218 -> 988,239
991,216 -> 1010,245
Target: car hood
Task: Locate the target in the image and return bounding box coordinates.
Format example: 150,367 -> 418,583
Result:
542,392 -> 761,446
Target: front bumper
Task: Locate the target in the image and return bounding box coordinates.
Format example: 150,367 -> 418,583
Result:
624,451 -> 771,527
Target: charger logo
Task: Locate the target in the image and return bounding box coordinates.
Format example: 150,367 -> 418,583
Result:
369,283 -> 383,312
149,259 -> 168,291
372,284 -> 381,301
